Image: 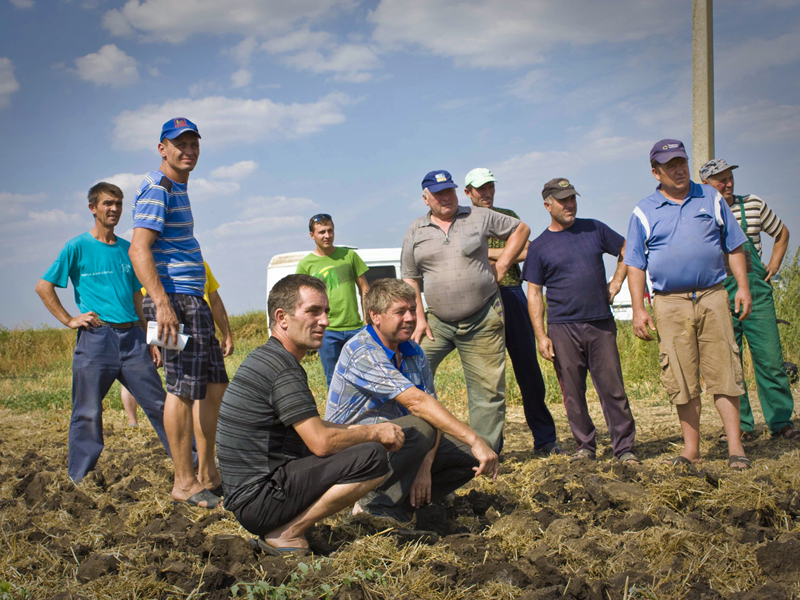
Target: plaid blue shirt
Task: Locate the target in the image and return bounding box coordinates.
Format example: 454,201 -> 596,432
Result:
324,325 -> 436,425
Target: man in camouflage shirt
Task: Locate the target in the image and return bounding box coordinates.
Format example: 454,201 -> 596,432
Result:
463,168 -> 561,455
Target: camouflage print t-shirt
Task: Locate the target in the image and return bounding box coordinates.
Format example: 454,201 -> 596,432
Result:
489,207 -> 522,287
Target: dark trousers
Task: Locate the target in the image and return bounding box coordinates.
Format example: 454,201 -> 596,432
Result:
547,318 -> 636,457
500,286 -> 557,449
361,415 -> 479,521
70,325 -> 171,482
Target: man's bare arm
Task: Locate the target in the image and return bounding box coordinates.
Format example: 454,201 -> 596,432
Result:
628,266 -> 655,341
488,240 -> 529,263
129,228 -> 179,345
527,282 -> 554,361
395,386 -> 497,479
208,289 -> 234,356
608,241 -> 628,304
292,416 -> 404,457
403,277 -> 433,344
35,279 -> 100,330
728,247 -> 753,320
766,224 -> 790,282
355,274 -> 370,323
494,222 -> 531,283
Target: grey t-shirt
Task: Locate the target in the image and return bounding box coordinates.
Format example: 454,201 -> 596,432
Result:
216,336 -> 320,512
401,205 -> 520,322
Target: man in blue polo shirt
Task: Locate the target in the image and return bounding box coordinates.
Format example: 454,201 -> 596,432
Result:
626,139 -> 753,470
35,182 -> 171,483
129,118 -> 228,508
325,278 -> 498,521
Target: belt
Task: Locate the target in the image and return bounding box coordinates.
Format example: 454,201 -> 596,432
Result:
98,320 -> 138,329
653,283 -> 724,298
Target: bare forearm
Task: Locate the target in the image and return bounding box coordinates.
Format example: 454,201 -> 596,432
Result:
628,267 -> 648,311
728,247 -> 750,291
495,224 -> 530,270
35,281 -> 72,327
129,234 -> 168,306
397,388 -> 479,447
209,293 -> 232,339
488,243 -> 527,263
526,285 -> 547,341
612,243 -> 628,284
768,225 -> 790,271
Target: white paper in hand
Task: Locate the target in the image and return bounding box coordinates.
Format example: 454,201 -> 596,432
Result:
146,321 -> 190,351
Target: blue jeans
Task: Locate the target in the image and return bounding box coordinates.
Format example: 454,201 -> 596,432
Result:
319,328 -> 361,386
500,286 -> 557,450
70,325 -> 171,482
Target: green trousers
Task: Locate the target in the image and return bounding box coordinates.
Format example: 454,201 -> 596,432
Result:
724,266 -> 795,434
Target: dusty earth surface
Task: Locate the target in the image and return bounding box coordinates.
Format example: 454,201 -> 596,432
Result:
1,405 -> 800,600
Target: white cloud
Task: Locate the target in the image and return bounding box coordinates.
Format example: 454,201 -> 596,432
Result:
369,0 -> 685,68
10,0 -> 34,7
95,172 -> 145,202
0,192 -> 46,217
210,160 -> 258,180
112,92 -> 353,151
231,68 -> 252,88
506,70 -> 547,102
226,36 -> 260,65
73,44 -> 139,88
149,67 -> 159,77
210,195 -> 319,238
717,100 -> 800,144
189,178 -> 241,202
28,209 -> 83,225
261,29 -> 332,54
717,25 -> 800,86
281,44 -> 381,82
103,0 -> 357,43
0,58 -> 20,108
95,171 -> 243,203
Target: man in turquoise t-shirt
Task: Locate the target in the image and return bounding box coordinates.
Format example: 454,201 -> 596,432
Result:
296,214 -> 369,386
35,182 -> 171,483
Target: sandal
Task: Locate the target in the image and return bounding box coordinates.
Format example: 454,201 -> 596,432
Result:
719,430 -> 756,443
661,455 -> 694,467
771,424 -> 800,440
728,455 -> 752,471
618,451 -> 641,465
569,448 -> 596,462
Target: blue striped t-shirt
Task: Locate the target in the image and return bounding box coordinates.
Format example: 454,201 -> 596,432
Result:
132,170 -> 205,296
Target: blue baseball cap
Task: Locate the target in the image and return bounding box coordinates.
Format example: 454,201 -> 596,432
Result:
650,139 -> 688,164
422,170 -> 458,193
160,117 -> 201,141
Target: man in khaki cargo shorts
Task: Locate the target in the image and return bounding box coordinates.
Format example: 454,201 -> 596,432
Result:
625,139 -> 753,470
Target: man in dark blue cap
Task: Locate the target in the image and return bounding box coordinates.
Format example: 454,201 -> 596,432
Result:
626,139 -> 753,471
129,118 -> 229,507
401,170 -> 530,451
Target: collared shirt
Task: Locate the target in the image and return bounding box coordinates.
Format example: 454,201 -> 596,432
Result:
401,205 -> 520,322
489,207 -> 523,287
132,170 -> 206,297
625,181 -> 747,293
324,325 -> 436,425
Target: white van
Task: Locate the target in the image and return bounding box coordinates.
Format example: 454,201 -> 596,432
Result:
266,247 -> 636,320
266,247 -> 408,315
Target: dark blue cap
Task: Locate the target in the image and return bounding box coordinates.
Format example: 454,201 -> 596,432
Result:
650,139 -> 688,164
160,117 -> 201,141
421,170 -> 458,193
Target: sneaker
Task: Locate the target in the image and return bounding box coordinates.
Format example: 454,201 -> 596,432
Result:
535,442 -> 565,457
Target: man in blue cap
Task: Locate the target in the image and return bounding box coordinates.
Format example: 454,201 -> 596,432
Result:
401,170 -> 530,451
626,139 -> 753,470
129,118 -> 229,507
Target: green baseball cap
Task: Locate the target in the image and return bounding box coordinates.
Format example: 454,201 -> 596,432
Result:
464,168 -> 497,188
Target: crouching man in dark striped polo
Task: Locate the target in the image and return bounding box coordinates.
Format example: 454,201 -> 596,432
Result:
216,275 -> 404,554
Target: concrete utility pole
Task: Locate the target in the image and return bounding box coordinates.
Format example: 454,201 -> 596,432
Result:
692,0 -> 714,178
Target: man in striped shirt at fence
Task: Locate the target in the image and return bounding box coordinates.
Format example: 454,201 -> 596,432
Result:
700,159 -> 797,441
129,118 -> 229,508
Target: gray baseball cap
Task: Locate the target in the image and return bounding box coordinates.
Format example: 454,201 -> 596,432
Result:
542,178 -> 579,200
699,158 -> 739,181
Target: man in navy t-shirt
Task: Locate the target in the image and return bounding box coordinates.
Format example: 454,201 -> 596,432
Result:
522,178 -> 637,464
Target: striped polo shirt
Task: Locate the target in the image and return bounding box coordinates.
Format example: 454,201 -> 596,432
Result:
729,194 -> 784,258
132,170 -> 205,296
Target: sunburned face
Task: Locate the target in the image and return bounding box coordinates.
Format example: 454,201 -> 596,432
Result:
465,182 -> 495,209
546,195 -> 577,229
310,222 -> 335,250
705,169 -> 735,204
372,298 -> 417,349
159,132 -> 200,175
653,157 -> 690,194
90,192 -> 123,228
424,188 -> 458,220
285,287 -> 330,351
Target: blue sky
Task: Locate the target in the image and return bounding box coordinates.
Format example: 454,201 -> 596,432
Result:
2,0 -> 799,328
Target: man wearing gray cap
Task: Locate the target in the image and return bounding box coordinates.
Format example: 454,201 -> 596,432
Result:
463,168 -> 561,456
626,139 -> 753,470
522,178 -> 637,463
401,169 -> 531,451
700,159 -> 797,441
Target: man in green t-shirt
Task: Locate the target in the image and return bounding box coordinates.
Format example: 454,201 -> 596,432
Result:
296,214 -> 370,386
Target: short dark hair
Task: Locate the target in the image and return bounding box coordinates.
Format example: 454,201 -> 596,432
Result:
88,182 -> 123,206
364,278 -> 416,325
268,274 -> 327,330
309,213 -> 334,232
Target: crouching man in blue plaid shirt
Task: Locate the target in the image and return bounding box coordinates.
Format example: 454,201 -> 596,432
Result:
325,278 -> 498,522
